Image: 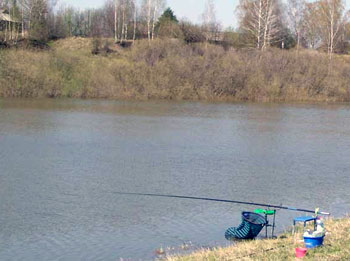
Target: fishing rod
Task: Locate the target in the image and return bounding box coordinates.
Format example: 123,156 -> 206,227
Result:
115,192 -> 330,215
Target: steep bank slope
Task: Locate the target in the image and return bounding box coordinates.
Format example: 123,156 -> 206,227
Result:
1,38 -> 350,102
168,218 -> 350,260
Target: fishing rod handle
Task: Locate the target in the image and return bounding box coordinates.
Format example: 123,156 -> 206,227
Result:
319,212 -> 331,216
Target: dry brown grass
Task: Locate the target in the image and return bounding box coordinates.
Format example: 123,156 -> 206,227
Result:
1,37 -> 350,102
51,37 -> 93,51
167,217 -> 350,261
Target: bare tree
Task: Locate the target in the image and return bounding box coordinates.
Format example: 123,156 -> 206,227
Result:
141,0 -> 164,41
132,0 -> 136,41
318,0 -> 349,60
287,0 -> 304,50
146,0 -> 151,40
17,0 -> 56,41
28,0 -> 49,41
302,2 -> 321,49
202,0 -> 217,43
261,0 -> 280,49
238,0 -> 282,50
120,0 -> 125,41
151,0 -> 157,40
114,0 -> 118,42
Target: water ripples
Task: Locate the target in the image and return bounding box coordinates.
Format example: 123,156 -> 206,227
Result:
1,99 -> 350,260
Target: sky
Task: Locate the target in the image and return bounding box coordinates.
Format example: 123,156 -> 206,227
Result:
62,0 -> 238,28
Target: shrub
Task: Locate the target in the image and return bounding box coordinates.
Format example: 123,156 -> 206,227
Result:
1,38 -> 350,102
91,37 -> 101,55
180,22 -> 206,43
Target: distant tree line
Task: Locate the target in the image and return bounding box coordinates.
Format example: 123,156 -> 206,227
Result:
237,0 -> 350,59
1,0 -> 350,57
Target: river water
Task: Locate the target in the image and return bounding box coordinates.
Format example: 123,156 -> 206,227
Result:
0,99 -> 349,260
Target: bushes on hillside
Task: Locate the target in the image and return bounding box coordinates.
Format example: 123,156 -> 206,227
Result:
179,22 -> 206,43
1,38 -> 350,102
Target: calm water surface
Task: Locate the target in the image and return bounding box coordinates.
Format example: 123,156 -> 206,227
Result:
0,99 -> 349,260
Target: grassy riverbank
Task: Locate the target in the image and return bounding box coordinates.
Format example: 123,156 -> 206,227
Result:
168,217 -> 350,260
1,37 -> 350,102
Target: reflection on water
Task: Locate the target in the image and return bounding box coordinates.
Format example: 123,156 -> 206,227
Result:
0,99 -> 350,260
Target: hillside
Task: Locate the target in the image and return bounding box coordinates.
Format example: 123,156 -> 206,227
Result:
168,218 -> 350,260
1,37 -> 350,102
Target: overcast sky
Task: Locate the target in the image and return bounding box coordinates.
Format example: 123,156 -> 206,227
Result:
62,0 -> 238,28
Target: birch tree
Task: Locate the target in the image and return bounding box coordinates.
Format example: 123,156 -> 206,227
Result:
302,2 -> 321,49
19,0 -> 33,35
132,0 -> 136,41
287,0 -> 304,50
151,0 -> 157,40
238,0 -> 282,50
261,0 -> 280,49
28,0 -> 49,41
202,0 -> 218,42
140,0 -> 152,40
120,0 -> 125,41
142,0 -> 165,41
318,0 -> 349,59
17,0 -> 56,41
238,0 -> 263,48
114,0 -> 118,42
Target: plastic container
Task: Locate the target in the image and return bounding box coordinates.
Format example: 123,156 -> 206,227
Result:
303,235 -> 325,248
295,247 -> 307,258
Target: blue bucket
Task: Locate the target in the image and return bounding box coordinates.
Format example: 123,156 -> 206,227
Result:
303,235 -> 324,249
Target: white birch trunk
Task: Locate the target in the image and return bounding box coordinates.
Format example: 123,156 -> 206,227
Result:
133,2 -> 136,41
147,0 -> 151,41
121,4 -> 125,42
114,0 -> 118,42
151,0 -> 158,40
22,7 -> 25,38
257,0 -> 262,49
262,0 -> 270,50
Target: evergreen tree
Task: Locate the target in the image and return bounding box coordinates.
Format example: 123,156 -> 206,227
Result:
155,8 -> 182,38
158,7 -> 178,24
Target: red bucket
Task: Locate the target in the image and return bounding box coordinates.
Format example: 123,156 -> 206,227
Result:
295,247 -> 307,258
